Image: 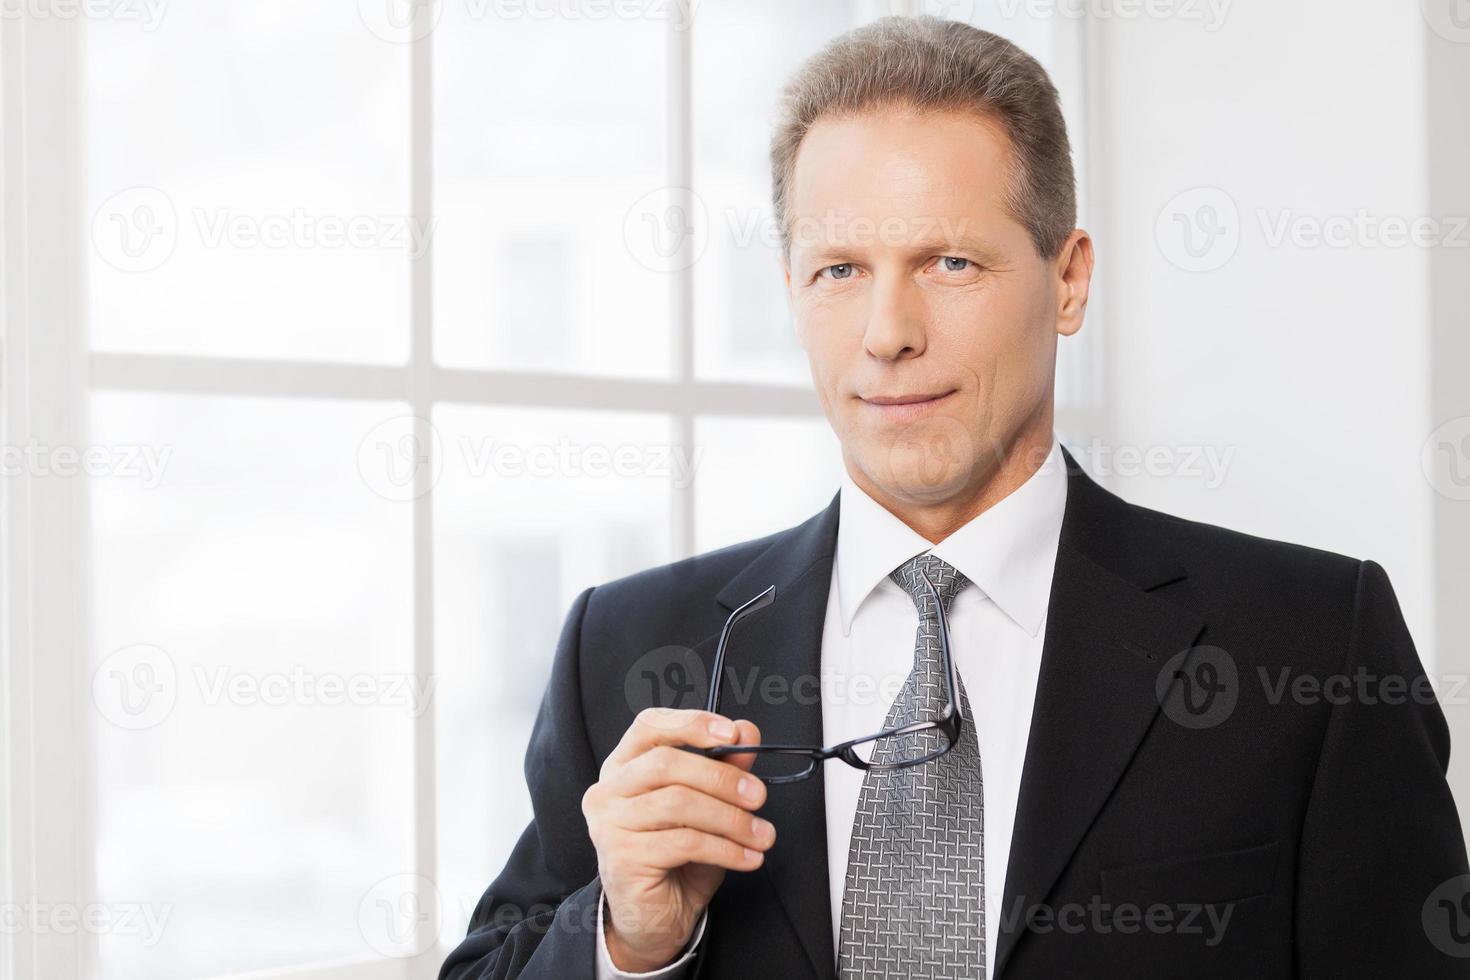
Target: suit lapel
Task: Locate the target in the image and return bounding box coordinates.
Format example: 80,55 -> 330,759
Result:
701,494 -> 841,979
992,446 -> 1205,977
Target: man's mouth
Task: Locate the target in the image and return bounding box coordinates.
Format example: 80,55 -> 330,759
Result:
857,389 -> 957,422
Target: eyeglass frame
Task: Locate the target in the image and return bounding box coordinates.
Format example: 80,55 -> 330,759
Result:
698,569 -> 963,784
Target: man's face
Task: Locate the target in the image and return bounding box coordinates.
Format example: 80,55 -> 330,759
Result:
783,107 -> 1085,507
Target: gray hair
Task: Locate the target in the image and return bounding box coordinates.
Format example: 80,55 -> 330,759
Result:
770,15 -> 1076,260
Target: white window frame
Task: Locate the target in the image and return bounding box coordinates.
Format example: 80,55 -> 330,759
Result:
0,4 -> 1097,978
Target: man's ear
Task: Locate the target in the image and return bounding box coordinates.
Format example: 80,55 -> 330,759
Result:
1054,229 -> 1094,338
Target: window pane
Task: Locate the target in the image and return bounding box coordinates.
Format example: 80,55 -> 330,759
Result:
432,405 -> 674,942
691,0 -> 889,384
85,6 -> 410,363
89,393 -> 414,978
434,8 -> 670,378
694,415 -> 843,552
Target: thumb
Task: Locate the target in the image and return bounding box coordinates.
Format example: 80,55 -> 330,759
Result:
725,719 -> 763,775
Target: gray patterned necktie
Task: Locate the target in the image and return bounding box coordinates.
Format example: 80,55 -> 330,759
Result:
838,553 -> 985,980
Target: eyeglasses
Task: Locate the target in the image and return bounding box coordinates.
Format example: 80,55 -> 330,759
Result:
699,571 -> 962,784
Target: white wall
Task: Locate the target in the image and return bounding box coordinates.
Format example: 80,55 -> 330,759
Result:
1080,0 -> 1468,827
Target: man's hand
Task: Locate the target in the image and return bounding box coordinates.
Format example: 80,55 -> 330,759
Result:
581,708 -> 774,973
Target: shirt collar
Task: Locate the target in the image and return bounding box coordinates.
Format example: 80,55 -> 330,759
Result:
834,432 -> 1068,638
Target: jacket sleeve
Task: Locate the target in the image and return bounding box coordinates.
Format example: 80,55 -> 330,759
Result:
439,585 -> 610,980
595,896 -> 705,979
1295,559 -> 1470,976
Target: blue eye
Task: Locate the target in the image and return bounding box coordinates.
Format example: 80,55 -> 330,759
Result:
940,256 -> 970,272
822,263 -> 854,280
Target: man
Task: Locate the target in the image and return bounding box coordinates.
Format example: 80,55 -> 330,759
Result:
441,15 -> 1469,979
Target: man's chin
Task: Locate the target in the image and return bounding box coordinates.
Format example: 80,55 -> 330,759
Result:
849,416 -> 981,503
850,451 -> 977,508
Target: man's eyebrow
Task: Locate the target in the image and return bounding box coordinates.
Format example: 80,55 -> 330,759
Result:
800,234 -> 1006,265
905,235 -> 1004,258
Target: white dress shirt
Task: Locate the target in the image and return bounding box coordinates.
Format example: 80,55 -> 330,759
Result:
597,433 -> 1068,979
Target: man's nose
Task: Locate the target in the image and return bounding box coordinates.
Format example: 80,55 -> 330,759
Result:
861,278 -> 926,361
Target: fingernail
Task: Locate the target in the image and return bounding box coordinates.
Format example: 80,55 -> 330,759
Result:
738,776 -> 761,801
753,817 -> 774,841
709,718 -> 735,740
744,847 -> 762,863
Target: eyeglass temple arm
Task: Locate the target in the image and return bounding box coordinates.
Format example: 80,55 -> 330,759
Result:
705,584 -> 777,714
705,572 -> 958,782
920,569 -> 962,726
705,574 -> 953,718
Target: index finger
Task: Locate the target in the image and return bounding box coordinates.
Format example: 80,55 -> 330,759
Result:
609,707 -> 740,765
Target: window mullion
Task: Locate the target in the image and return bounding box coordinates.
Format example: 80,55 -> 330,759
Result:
409,3 -> 440,964
2,10 -> 92,979
669,0 -> 696,559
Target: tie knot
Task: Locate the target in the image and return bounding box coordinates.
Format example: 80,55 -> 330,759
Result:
889,553 -> 970,618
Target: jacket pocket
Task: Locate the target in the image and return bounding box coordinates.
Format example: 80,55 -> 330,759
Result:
1100,839 -> 1280,908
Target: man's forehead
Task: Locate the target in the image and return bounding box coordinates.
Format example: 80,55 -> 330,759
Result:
790,115 -> 1012,209
794,107 -> 1014,177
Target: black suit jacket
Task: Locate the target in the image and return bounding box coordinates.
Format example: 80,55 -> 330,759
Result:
441,446 -> 1470,979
